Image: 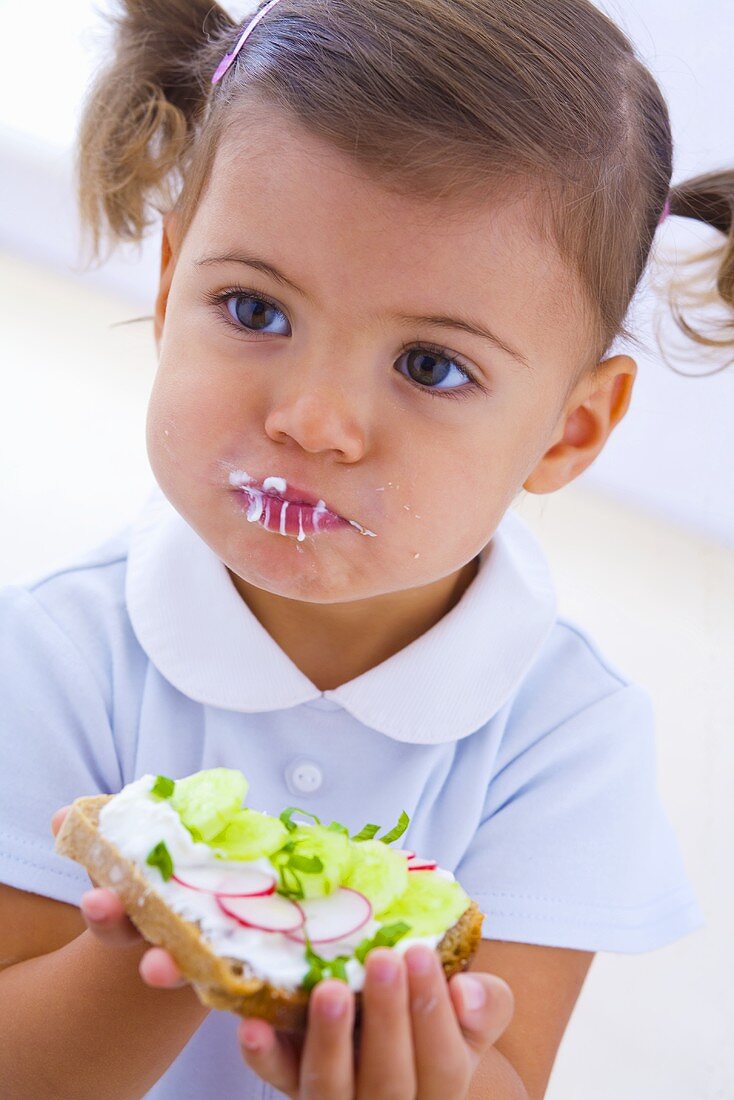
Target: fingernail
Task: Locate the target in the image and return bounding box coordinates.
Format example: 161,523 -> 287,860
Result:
370,954 -> 399,984
81,891 -> 106,921
320,991 -> 347,1018
406,946 -> 433,975
460,975 -> 486,1012
240,1022 -> 263,1050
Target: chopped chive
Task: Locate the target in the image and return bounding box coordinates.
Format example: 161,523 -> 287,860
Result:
329,957 -> 349,981
289,853 -> 324,873
373,921 -> 412,946
145,840 -> 173,881
279,806 -> 322,832
150,775 -> 175,800
354,921 -> 412,963
350,822 -> 381,842
302,966 -> 322,992
379,811 -> 410,845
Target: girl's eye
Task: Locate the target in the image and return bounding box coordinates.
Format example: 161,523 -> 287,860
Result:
225,292 -> 290,336
394,346 -> 478,400
209,289 -> 482,400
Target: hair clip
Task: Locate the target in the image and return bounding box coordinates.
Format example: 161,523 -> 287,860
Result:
212,0 -> 285,85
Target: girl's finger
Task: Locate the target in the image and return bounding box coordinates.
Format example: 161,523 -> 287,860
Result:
405,944 -> 473,1099
139,946 -> 188,989
50,806 -> 70,837
449,970 -> 515,1052
299,978 -> 356,1099
80,887 -> 143,947
355,948 -> 415,1097
238,1017 -> 301,1099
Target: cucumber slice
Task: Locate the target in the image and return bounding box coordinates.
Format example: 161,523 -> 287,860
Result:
169,768 -> 248,842
375,869 -> 471,936
209,809 -> 289,860
343,838 -> 409,914
270,824 -> 354,899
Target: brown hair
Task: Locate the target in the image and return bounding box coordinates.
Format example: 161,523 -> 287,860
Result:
77,0 -> 734,374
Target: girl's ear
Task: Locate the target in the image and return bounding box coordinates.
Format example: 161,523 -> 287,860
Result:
154,213 -> 181,347
522,355 -> 637,495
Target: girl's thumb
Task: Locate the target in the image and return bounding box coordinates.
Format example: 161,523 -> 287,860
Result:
450,972 -> 515,1050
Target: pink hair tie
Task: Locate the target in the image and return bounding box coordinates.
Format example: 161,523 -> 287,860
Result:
658,198 -> 671,225
212,0 -> 284,85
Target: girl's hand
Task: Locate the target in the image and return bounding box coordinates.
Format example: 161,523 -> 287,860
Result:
50,805 -> 187,989
237,942 -> 514,1099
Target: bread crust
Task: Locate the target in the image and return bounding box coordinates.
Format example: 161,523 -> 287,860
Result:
55,794 -> 485,1031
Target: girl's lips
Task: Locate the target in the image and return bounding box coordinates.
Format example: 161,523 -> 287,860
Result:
227,470 -> 377,540
232,486 -> 377,542
261,482 -> 329,509
228,472 -> 335,512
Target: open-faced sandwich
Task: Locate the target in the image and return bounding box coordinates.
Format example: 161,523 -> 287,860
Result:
55,768 -> 485,1031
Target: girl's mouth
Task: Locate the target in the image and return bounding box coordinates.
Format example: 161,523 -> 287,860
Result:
235,486 -> 350,541
228,471 -> 377,542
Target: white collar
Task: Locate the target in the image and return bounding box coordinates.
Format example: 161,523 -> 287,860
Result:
126,485 -> 557,744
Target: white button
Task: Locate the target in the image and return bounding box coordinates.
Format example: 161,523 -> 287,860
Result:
285,758 -> 323,795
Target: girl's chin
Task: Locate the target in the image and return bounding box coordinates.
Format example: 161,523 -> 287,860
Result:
226,563 -> 369,605
222,525 -> 371,601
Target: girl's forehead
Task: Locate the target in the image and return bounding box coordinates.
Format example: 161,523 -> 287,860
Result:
186,114 -> 586,369
205,111 -> 543,251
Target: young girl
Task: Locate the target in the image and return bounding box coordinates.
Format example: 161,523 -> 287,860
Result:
0,0 -> 727,1096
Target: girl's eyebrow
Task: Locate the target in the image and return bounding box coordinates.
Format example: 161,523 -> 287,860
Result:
392,309 -> 532,370
196,252 -> 310,297
195,251 -> 533,370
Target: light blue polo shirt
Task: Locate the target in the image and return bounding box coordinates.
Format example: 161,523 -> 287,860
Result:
0,485 -> 703,1100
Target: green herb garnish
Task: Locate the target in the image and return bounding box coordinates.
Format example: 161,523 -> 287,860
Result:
273,840 -> 325,899
150,775 -> 175,800
146,840 -> 173,881
350,822 -> 381,842
351,810 -> 410,845
279,806 -> 410,846
300,922 -> 412,990
378,811 -> 410,845
301,935 -> 352,991
279,806 -> 322,832
353,921 -> 412,964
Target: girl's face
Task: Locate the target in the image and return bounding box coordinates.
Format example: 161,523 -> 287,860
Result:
149,105 -> 634,604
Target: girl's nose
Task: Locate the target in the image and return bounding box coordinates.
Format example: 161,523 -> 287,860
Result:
263,383 -> 367,462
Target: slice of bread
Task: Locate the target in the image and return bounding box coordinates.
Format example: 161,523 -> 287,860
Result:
55,794 -> 485,1032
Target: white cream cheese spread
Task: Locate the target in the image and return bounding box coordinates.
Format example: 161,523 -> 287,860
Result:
98,775 -> 453,992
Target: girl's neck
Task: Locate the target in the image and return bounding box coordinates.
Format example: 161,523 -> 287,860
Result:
227,556 -> 479,692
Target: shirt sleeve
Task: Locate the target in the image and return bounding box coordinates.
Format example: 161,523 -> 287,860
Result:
0,584 -> 123,905
454,682 -> 705,952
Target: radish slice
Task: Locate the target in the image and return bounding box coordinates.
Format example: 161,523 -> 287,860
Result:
407,859 -> 438,871
398,850 -> 416,860
217,892 -> 305,933
285,887 -> 372,944
172,866 -> 276,897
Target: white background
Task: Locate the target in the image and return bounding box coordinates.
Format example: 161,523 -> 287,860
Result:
1,2 -> 733,1098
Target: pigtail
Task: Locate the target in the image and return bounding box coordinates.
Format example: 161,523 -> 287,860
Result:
76,0 -> 236,263
658,169 -> 734,372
